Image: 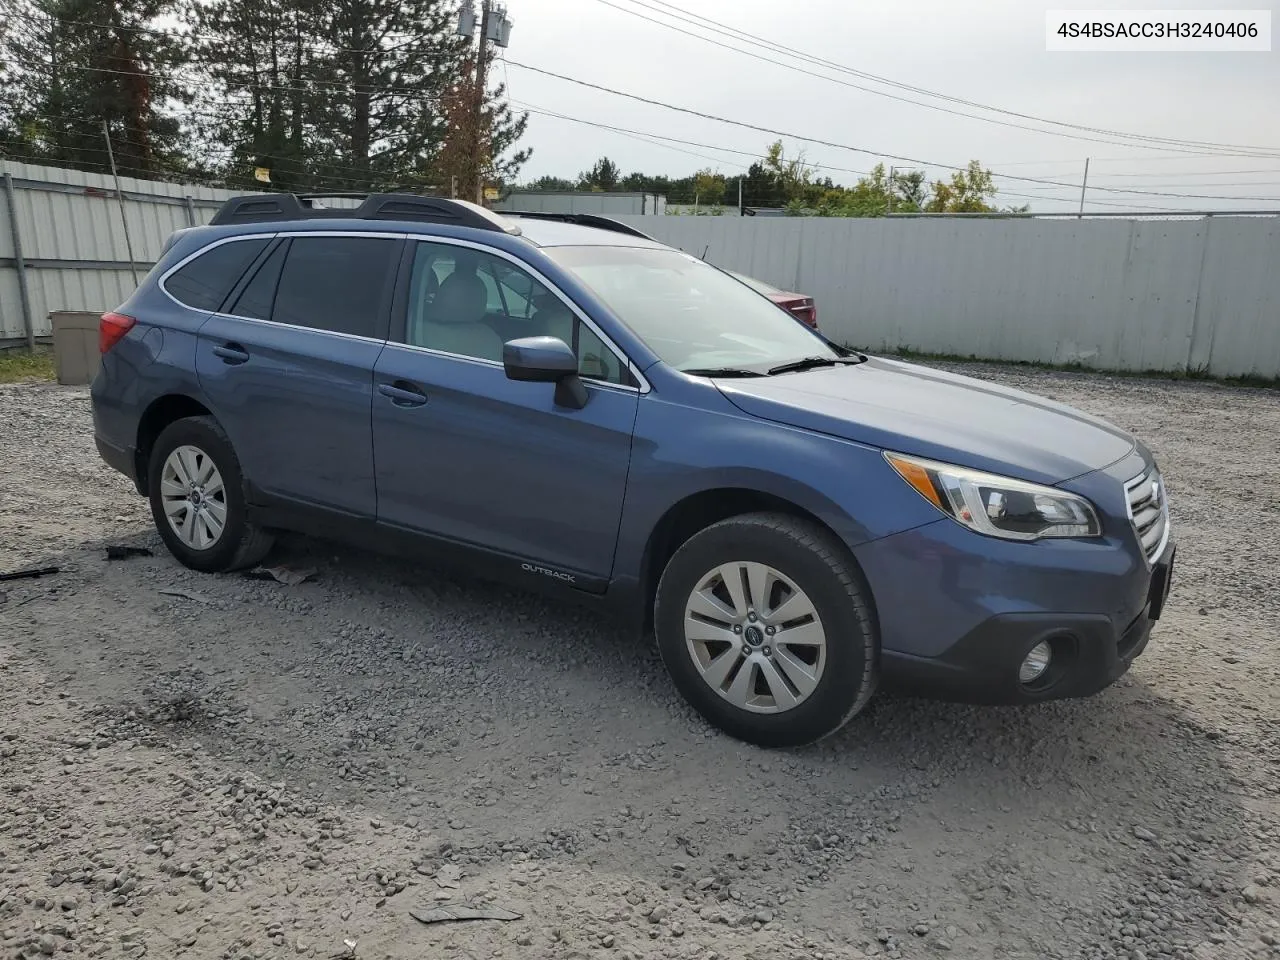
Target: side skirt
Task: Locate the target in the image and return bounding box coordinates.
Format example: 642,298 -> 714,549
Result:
244,488 -> 624,607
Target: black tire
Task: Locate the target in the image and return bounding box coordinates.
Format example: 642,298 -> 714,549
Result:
147,415 -> 274,573
654,512 -> 878,748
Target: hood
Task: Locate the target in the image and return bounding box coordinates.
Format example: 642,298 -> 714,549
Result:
715,356 -> 1136,485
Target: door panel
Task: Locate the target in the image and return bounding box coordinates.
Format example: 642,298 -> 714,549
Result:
194,234 -> 403,517
372,344 -> 638,579
196,316 -> 386,515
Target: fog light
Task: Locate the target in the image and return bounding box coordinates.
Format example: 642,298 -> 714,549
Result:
1019,641 -> 1053,684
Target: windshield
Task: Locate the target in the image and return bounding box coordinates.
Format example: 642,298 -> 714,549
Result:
544,246 -> 836,373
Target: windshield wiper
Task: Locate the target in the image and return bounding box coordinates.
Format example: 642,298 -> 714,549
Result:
766,355 -> 865,376
681,367 -> 767,378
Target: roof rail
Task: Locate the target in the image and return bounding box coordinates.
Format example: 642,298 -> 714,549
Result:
208,192 -> 522,235
501,211 -> 657,241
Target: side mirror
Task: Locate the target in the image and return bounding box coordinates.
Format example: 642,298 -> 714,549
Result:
503,336 -> 588,409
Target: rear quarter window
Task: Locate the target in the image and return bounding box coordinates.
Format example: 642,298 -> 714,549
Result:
164,238 -> 271,311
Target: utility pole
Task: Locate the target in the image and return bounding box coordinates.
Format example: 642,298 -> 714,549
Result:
738,176 -> 743,216
102,120 -> 139,286
1078,157 -> 1090,218
887,165 -> 896,216
458,1 -> 511,205
472,1 -> 493,205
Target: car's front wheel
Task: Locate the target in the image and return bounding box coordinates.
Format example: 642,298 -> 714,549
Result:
654,512 -> 879,747
147,415 -> 273,573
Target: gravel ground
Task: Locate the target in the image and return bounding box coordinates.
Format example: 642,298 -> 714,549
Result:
1,363 -> 1278,960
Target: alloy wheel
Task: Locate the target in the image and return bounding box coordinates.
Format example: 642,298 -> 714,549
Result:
682,561 -> 827,714
159,444 -> 227,550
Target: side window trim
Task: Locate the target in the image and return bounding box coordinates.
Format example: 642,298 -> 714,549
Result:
391,236 -> 648,393
159,233 -> 278,313
226,238 -> 291,321
170,230 -> 407,344
387,239 -> 418,346
220,236 -> 287,315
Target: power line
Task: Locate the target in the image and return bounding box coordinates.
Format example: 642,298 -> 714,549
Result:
511,99 -> 782,172
9,108 -> 435,182
1,112 -> 430,187
1090,168 -> 1280,179
3,9 -> 460,59
9,0 -> 1275,162
602,0 -> 1280,159
0,54 -> 446,102
504,102 -> 1191,212
504,60 -> 1280,204
1024,180 -> 1280,190
1,140 -> 1183,212
586,0 -> 1247,159
0,144 -> 239,187
9,45 -> 1274,206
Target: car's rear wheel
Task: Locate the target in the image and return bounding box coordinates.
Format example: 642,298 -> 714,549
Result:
147,416 -> 273,573
654,512 -> 878,747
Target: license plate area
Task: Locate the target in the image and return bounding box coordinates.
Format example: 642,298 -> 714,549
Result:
1147,545 -> 1176,621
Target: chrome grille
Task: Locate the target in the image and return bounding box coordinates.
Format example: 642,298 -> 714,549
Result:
1125,466 -> 1170,564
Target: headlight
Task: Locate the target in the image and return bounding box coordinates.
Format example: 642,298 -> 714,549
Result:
885,452 -> 1102,541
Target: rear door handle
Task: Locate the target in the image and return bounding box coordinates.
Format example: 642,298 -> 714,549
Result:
378,381 -> 428,407
213,343 -> 250,365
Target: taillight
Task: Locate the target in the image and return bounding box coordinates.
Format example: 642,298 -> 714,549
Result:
789,302 -> 818,329
99,312 -> 136,354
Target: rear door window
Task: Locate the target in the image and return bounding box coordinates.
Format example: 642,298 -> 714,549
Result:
227,242 -> 287,320
165,238 -> 270,311
270,236 -> 399,339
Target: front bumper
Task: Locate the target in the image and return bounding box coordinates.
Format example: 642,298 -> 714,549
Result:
881,541 -> 1175,705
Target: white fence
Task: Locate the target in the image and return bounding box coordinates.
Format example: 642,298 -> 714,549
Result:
3,161 -> 1278,378
0,161 -> 253,346
615,214 -> 1280,379
495,190 -> 665,215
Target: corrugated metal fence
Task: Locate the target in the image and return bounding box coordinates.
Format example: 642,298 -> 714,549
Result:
3,161 -> 1278,378
0,160 -> 250,346
614,214 -> 1280,379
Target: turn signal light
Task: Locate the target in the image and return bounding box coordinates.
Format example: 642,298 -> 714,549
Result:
99,312 -> 136,354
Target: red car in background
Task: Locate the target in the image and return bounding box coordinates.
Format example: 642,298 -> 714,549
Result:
727,270 -> 818,330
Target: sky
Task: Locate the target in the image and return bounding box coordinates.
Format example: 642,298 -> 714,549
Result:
492,0 -> 1280,212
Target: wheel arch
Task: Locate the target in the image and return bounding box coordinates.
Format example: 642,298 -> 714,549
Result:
636,486 -> 878,637
134,393 -> 215,495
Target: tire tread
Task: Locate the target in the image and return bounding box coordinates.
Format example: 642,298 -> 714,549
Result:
654,510 -> 879,747
149,415 -> 274,573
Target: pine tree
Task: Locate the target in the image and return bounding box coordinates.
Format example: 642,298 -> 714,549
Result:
1,0 -> 192,176
306,0 -> 470,191
188,0 -> 324,191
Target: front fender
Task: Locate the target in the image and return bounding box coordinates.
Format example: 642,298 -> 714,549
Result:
612,384 -> 942,590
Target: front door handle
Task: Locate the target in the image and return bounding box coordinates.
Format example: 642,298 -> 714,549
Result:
378,380 -> 428,407
213,343 -> 250,365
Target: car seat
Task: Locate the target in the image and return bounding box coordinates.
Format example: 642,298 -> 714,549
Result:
419,271 -> 504,362
533,297 -> 575,346
532,298 -> 614,381
406,265 -> 440,346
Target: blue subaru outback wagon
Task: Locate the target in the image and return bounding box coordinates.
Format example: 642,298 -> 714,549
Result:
91,193 -> 1176,747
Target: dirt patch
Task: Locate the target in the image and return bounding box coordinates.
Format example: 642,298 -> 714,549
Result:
1,365 -> 1278,960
